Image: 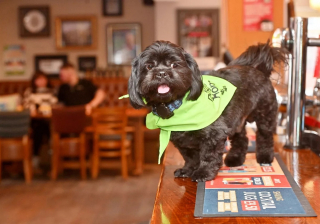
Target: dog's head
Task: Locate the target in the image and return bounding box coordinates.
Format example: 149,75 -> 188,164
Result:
128,40 -> 203,109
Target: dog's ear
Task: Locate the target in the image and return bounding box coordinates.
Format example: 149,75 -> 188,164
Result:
184,52 -> 203,100
128,57 -> 145,109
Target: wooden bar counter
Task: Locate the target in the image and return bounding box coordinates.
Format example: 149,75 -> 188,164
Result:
151,140 -> 320,224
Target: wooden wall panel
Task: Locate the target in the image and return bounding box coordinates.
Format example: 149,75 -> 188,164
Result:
227,0 -> 284,58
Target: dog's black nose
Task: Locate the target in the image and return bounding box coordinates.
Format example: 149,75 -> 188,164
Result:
156,71 -> 167,79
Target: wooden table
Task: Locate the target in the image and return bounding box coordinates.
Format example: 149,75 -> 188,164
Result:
32,107 -> 149,175
151,141 -> 320,224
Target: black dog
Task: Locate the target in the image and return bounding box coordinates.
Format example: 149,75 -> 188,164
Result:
128,40 -> 287,182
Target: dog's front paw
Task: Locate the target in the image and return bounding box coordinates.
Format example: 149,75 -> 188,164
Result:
174,168 -> 193,178
191,168 -> 216,182
256,151 -> 274,164
224,153 -> 246,167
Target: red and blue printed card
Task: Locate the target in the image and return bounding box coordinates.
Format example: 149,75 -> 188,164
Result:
194,154 -> 316,217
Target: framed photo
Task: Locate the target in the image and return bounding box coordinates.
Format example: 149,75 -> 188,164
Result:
103,0 -> 123,16
177,9 -> 220,57
78,56 -> 97,72
19,6 -> 50,37
106,23 -> 141,65
35,55 -> 68,77
55,16 -> 97,50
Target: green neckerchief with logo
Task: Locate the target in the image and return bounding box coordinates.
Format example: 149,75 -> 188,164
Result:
146,75 -> 237,163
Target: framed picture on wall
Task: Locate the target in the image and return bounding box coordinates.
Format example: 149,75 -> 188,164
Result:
78,56 -> 97,72
103,0 -> 123,16
19,6 -> 50,37
35,55 -> 68,77
106,23 -> 141,65
4,45 -> 26,76
55,16 -> 97,50
177,9 -> 220,58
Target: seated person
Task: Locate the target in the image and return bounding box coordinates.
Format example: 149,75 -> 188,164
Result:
23,71 -> 57,171
57,62 -> 105,114
24,72 -> 57,115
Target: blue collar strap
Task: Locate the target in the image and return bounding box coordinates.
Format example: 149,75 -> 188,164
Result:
152,98 -> 182,119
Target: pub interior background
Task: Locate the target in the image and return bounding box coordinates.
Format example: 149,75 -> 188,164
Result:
1,0 -> 320,223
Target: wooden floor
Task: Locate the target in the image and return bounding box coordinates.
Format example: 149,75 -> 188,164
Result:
0,165 -> 161,224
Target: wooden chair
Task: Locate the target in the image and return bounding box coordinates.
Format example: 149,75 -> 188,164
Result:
0,110 -> 32,183
91,107 -> 132,179
51,106 -> 87,180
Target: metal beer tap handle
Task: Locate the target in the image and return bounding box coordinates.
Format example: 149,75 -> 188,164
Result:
307,38 -> 320,47
273,17 -> 320,154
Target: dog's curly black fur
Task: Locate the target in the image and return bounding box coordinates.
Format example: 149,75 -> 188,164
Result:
128,40 -> 287,182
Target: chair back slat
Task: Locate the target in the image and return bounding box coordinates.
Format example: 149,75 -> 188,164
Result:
92,107 -> 127,135
0,110 -> 30,138
51,106 -> 87,134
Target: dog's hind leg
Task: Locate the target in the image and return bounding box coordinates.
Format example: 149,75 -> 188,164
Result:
224,125 -> 248,167
174,147 -> 200,178
255,101 -> 277,164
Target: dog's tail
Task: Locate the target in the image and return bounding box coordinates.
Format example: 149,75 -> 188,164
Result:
228,40 -> 288,77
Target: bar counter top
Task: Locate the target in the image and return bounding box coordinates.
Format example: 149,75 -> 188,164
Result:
151,139 -> 320,224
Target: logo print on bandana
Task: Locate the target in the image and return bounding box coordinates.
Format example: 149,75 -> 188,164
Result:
220,86 -> 227,95
204,81 -> 221,102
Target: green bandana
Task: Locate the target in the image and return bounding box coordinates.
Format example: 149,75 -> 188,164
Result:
146,75 -> 237,163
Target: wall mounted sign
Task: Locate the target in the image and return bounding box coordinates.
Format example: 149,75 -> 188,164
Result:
243,0 -> 273,31
3,45 -> 26,76
177,9 -> 220,58
78,56 -> 97,72
106,23 -> 141,65
35,55 -> 68,77
103,0 -> 123,16
55,16 -> 97,50
19,6 -> 50,37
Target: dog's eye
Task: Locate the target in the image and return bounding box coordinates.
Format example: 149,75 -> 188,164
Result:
171,63 -> 178,68
146,64 -> 154,70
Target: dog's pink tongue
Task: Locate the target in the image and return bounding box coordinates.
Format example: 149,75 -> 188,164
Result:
158,85 -> 170,94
